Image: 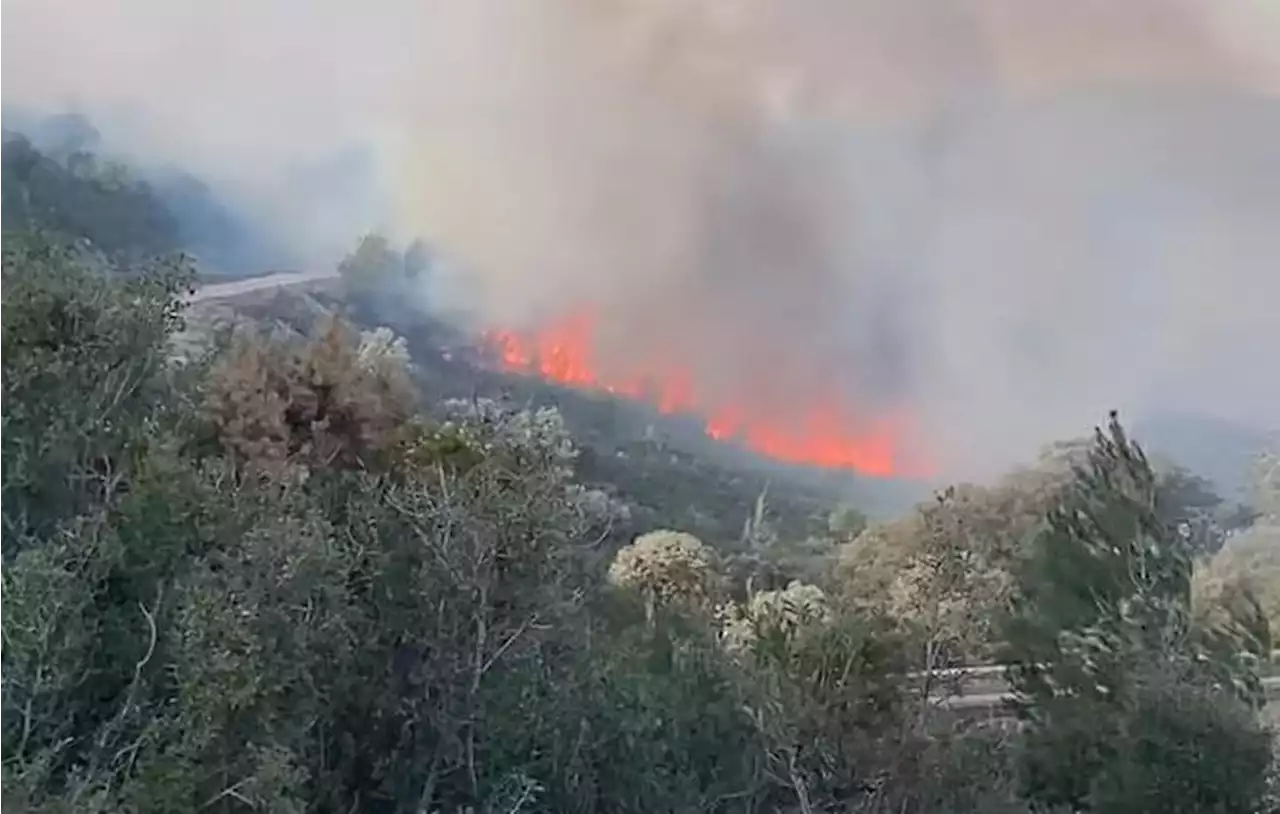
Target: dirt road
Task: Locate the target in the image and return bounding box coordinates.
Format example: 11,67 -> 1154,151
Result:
188,269 -> 338,303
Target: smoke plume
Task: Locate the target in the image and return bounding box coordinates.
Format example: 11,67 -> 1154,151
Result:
5,0 -> 1279,478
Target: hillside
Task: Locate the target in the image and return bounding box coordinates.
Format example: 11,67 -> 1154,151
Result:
8,230 -> 1278,813
0,117 -> 930,552
5,117 -> 1279,813
1,114 -> 286,276
182,278 -> 929,552
1136,411 -> 1278,501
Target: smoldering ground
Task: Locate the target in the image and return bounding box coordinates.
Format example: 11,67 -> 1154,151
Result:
4,0 -> 1279,479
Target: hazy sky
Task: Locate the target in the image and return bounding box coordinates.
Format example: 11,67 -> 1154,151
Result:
5,0 -> 1279,477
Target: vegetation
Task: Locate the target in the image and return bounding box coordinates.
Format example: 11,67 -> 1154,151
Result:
2,130 -> 182,260
3,156 -> 1279,811
2,115 -> 284,274
1002,416 -> 1271,813
0,223 -> 1274,814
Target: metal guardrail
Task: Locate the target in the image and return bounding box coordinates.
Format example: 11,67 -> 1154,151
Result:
908,650 -> 1280,681
932,676 -> 1280,713
920,652 -> 1280,714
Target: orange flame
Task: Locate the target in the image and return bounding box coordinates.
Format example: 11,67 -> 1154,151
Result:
483,308 -> 933,479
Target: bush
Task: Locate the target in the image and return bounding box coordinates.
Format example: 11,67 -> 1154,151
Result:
608,530 -> 719,622
204,318 -> 416,474
1085,663 -> 1272,814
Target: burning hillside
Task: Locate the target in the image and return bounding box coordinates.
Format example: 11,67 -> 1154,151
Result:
483,307 -> 933,479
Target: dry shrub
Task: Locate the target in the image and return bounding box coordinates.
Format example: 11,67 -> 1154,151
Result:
608,530 -> 719,623
836,483 -> 1035,666
205,317 -> 416,474
1196,465 -> 1280,635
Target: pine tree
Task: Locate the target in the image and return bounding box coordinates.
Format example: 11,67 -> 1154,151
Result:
1005,412 -> 1191,701
1002,412 -> 1271,813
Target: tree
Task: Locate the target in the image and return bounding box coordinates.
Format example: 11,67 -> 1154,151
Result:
2,133 -> 181,259
1154,464 -> 1256,556
1191,447 -> 1277,642
1002,412 -> 1270,813
718,585 -> 908,812
835,429 -> 1253,664
1,234 -> 609,811
888,486 -> 1020,680
1,231 -> 194,541
337,233 -> 403,292
1195,445 -> 1280,633
835,480 -> 1033,665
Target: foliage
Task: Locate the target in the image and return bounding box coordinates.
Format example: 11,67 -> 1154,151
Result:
337,232 -> 432,301
3,224 -> 1276,814
204,317 -> 417,474
1083,660 -> 1272,814
836,480 -> 1037,667
726,599 -> 910,811
721,581 -> 830,646
1,231 -> 195,541
608,530 -> 719,623
337,233 -> 402,288
828,503 -> 869,539
1195,447 -> 1280,635
1002,412 -> 1270,813
2,132 -> 181,259
1154,463 -> 1258,556
1203,536 -> 1280,637
837,429 -> 1255,666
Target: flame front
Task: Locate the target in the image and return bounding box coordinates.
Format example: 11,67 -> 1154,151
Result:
483,308 -> 933,479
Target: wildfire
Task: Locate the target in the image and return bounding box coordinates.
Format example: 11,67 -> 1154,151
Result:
482,308 -> 933,479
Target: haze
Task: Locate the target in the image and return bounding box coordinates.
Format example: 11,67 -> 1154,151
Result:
4,0 -> 1279,479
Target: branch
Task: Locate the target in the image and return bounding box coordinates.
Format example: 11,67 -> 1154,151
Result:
133,596 -> 160,686
70,591 -> 162,805
478,616 -> 538,680
16,662 -> 45,760
201,778 -> 253,809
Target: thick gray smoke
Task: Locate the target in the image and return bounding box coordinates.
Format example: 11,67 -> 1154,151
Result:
5,0 -> 1279,478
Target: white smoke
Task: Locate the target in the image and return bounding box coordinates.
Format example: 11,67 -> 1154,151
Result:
4,0 -> 1279,478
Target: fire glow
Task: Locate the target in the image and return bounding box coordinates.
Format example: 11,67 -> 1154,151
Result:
482,309 -> 933,479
